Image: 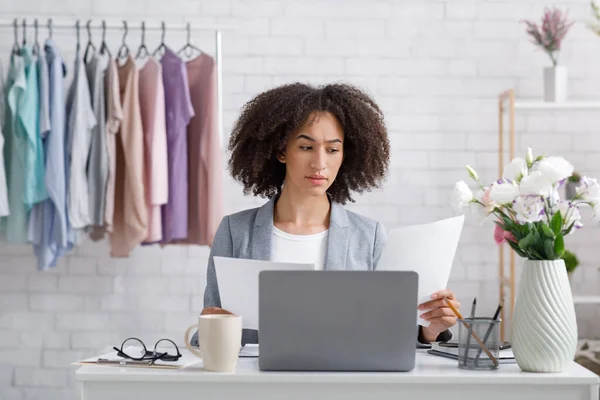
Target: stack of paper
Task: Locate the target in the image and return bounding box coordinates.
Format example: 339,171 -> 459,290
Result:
73,346 -> 202,369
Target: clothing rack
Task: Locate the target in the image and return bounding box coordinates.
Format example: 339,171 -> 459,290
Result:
0,18 -> 237,146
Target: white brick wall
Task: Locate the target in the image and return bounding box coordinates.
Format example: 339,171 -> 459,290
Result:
1,0 -> 600,398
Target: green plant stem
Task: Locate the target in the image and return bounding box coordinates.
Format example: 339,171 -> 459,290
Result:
564,200 -> 585,233
493,207 -> 510,221
506,206 -> 518,219
562,203 -> 575,234
549,51 -> 558,66
561,200 -> 593,235
544,197 -> 553,225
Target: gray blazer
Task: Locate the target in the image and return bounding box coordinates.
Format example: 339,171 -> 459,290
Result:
191,195 -> 450,346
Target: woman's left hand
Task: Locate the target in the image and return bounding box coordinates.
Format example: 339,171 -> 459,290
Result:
418,288 -> 460,342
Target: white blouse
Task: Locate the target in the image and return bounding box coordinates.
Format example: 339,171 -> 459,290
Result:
270,225 -> 329,270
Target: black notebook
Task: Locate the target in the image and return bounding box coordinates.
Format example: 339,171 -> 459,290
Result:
428,342 -> 516,364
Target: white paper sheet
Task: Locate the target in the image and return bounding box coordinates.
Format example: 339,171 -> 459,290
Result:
376,215 -> 464,327
239,344 -> 259,357
213,257 -> 314,330
73,346 -> 201,369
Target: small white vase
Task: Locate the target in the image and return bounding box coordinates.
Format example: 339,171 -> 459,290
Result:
543,66 -> 568,103
565,181 -> 579,200
511,259 -> 578,372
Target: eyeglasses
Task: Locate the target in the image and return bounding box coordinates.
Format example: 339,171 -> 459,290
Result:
113,337 -> 182,363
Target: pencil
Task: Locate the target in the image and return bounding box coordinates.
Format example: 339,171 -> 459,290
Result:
443,296 -> 499,367
474,299 -> 504,362
463,298 -> 476,365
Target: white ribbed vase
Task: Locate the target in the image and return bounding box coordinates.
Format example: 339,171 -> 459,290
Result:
511,259 -> 578,372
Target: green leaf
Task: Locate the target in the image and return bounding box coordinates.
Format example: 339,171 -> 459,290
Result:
564,221 -> 576,236
517,236 -> 528,250
540,223 -> 555,239
511,228 -> 524,241
507,240 -> 527,258
501,216 -> 515,231
526,222 -> 535,233
510,221 -> 529,243
543,239 -> 556,260
532,225 -> 545,250
550,212 -> 563,235
518,232 -> 534,250
554,234 -> 565,258
529,247 -> 546,260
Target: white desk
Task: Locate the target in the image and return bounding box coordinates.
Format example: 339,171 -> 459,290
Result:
76,350 -> 599,400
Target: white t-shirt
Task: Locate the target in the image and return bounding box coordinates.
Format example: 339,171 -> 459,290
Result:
270,225 -> 329,270
66,55 -> 96,230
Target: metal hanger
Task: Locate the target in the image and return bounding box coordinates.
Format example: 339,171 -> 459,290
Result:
152,21 -> 167,57
21,18 -> 27,47
75,20 -> 81,55
135,21 -> 150,60
99,20 -> 111,58
32,19 -> 40,55
117,20 -> 129,60
84,19 -> 96,63
11,18 -> 19,55
47,18 -> 53,39
177,22 -> 202,59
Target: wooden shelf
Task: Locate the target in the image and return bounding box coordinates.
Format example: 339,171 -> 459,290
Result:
514,101 -> 600,110
497,88 -> 600,342
573,296 -> 600,305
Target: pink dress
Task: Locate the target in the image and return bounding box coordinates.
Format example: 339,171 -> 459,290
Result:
185,53 -> 223,246
138,58 -> 168,243
109,56 -> 147,257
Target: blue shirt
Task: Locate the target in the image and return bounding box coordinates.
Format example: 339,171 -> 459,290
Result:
1,52 -> 28,244
21,46 -> 48,209
28,40 -> 72,269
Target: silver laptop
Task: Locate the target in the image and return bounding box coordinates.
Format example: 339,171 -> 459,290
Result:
258,270 -> 419,372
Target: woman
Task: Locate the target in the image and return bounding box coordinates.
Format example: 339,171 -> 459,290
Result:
192,82 -> 460,346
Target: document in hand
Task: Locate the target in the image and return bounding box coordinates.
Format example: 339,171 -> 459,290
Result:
376,215 -> 464,327
212,257 -> 314,330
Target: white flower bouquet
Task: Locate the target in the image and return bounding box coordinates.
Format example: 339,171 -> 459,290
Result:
452,148 -> 600,260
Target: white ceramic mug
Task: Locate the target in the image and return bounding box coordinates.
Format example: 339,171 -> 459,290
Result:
184,314 -> 243,372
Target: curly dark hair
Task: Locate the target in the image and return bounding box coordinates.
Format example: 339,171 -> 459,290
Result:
227,82 -> 390,204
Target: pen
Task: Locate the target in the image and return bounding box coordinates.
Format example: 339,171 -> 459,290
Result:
443,296 -> 499,367
96,358 -> 153,366
463,297 -> 476,365
474,299 -> 504,363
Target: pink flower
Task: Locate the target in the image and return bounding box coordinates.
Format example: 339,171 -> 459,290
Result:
522,7 -> 574,66
478,186 -> 495,213
494,223 -> 517,245
482,186 -> 491,204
